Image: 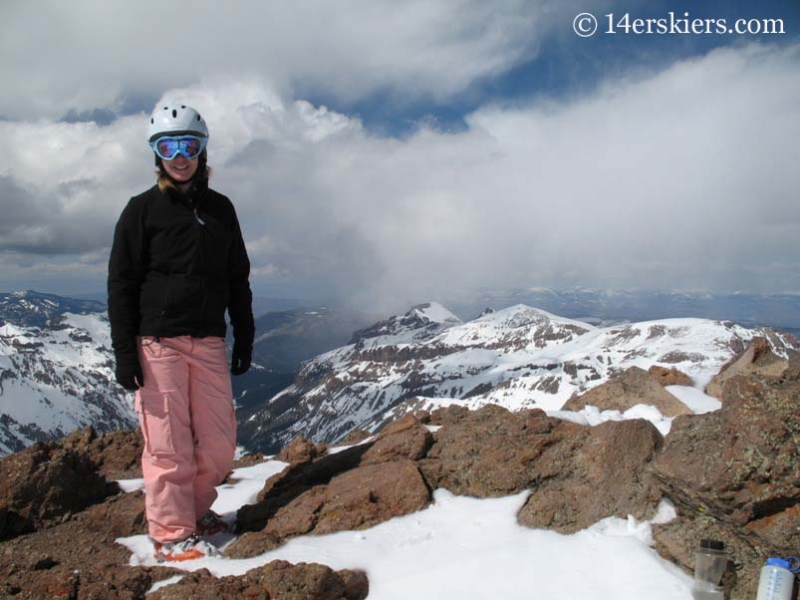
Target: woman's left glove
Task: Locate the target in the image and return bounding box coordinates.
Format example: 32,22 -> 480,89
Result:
231,342 -> 252,376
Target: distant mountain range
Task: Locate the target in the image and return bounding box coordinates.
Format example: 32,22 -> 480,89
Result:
1,289 -> 799,456
444,287 -> 800,330
0,291 -> 134,454
240,302 -> 799,454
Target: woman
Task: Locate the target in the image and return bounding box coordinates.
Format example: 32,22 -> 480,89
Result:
108,103 -> 255,562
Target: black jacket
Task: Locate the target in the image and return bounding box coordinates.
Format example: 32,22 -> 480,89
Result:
107,181 -> 254,364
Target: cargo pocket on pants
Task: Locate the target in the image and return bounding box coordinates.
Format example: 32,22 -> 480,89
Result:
136,391 -> 176,456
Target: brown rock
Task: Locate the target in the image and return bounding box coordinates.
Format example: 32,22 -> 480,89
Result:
232,452 -> 269,469
419,405 -> 561,498
0,492 -> 152,598
0,437 -> 121,541
563,366 -> 692,417
648,365 -> 693,387
517,418 -> 663,533
229,459 -> 431,558
361,414 -> 433,465
428,404 -> 472,427
86,429 -> 144,481
419,404 -> 662,533
705,336 -> 789,399
236,443 -> 371,535
276,436 -> 320,466
339,428 -> 373,445
149,560 -> 368,600
653,366 -> 800,555
313,460 -> 430,535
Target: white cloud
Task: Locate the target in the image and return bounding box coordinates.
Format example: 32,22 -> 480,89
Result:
1,43 -> 799,311
0,0 -> 567,120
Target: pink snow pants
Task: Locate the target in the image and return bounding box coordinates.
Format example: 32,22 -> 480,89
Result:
135,336 -> 237,543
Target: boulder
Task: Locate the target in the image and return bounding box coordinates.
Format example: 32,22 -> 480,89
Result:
653,355 -> 800,558
230,422 -> 433,558
84,428 -> 143,480
149,561 -> 368,600
563,366 -> 692,417
517,418 -> 663,533
229,459 -> 430,558
276,436 -> 320,466
0,492 -> 151,598
648,365 -> 693,387
338,428 -> 373,445
0,435 -> 121,541
705,336 -> 789,399
361,413 -> 433,465
418,404 -> 663,533
419,405 -> 562,497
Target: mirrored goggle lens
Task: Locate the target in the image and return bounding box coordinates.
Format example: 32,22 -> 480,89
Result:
152,136 -> 206,160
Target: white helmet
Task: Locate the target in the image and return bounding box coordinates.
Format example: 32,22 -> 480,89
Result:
147,104 -> 209,142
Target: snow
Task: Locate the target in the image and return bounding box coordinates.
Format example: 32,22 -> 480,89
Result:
414,302 -> 461,325
0,310 -> 136,455
666,385 -> 721,415
116,456 -> 696,599
277,306 -> 779,445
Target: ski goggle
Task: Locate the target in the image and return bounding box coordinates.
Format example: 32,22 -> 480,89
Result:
150,135 -> 207,160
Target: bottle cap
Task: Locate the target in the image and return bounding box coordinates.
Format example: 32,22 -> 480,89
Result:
766,557 -> 792,569
700,539 -> 725,551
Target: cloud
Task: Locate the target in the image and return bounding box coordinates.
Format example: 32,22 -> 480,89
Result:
1,42 -> 799,312
0,0 -> 574,120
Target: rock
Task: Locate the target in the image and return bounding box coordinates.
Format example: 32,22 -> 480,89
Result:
339,428 -> 372,445
86,429 -> 143,481
648,365 -> 693,387
232,452 -> 269,469
276,437 -> 320,466
419,405 -> 560,497
517,419 -> 663,533
653,365 -> 800,556
236,443 -> 371,535
229,459 -> 430,557
361,414 -> 433,465
418,404 -> 663,533
563,366 -> 692,417
149,560 -> 368,600
705,337 -> 789,399
0,492 -> 151,597
428,404 -> 472,428
0,437 -> 121,541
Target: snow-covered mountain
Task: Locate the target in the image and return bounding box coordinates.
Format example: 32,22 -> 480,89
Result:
242,302 -> 798,453
0,291 -> 136,455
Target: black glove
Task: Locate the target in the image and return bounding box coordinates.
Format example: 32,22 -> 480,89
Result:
231,342 -> 252,376
115,355 -> 143,391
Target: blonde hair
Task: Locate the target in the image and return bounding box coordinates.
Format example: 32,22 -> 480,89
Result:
156,163 -> 212,193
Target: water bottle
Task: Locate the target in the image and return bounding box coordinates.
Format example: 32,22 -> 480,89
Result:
755,557 -> 798,600
692,539 -> 728,600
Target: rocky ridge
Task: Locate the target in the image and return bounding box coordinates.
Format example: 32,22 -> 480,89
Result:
0,292 -> 136,455
243,302 -> 798,454
1,338 -> 799,599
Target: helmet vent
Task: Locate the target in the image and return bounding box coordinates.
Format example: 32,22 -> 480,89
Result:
148,104 -> 208,141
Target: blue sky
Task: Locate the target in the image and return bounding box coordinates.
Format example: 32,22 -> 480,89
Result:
1,0 -> 799,311
340,0 -> 800,136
